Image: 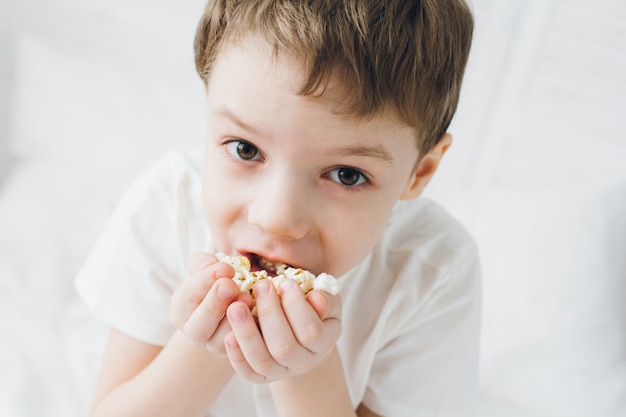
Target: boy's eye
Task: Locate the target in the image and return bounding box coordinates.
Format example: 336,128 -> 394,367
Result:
226,140 -> 262,161
328,167 -> 368,187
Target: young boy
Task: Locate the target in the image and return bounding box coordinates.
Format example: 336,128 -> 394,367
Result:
76,1 -> 480,416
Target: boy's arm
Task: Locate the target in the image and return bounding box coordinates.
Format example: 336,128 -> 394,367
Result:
268,348 -> 382,417
90,329 -> 234,417
90,254 -> 247,417
268,347 -> 359,417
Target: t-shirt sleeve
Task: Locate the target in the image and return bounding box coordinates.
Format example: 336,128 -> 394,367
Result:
363,245 -> 482,417
75,154 -> 202,346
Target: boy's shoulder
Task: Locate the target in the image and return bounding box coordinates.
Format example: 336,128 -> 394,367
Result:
381,198 -> 477,269
339,197 -> 480,347
136,149 -> 203,187
123,149 -> 204,207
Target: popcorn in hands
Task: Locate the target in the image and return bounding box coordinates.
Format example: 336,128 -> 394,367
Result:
215,253 -> 339,300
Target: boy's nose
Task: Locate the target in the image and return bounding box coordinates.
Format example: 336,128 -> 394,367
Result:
247,174 -> 311,240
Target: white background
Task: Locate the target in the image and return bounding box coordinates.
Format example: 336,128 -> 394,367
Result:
1,0 -> 625,416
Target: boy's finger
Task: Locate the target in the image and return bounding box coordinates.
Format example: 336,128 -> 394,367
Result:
171,260 -> 235,328
188,252 -> 220,275
204,315 -> 234,356
187,252 -> 236,280
227,301 -> 287,381
281,283 -> 341,354
306,290 -> 342,321
183,278 -> 240,345
223,331 -> 266,384
253,280 -> 308,366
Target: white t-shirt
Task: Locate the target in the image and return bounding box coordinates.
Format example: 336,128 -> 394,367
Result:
76,150 -> 482,417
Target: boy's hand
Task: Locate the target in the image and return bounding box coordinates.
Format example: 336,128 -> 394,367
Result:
224,277 -> 342,384
170,253 -> 253,356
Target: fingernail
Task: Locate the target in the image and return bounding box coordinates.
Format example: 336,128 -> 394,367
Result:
280,278 -> 298,292
255,279 -> 270,296
216,285 -> 235,300
229,306 -> 247,322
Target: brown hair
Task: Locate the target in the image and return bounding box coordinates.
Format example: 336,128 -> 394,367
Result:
194,0 -> 473,155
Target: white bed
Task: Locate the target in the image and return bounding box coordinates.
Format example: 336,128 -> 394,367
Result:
1,0 -> 625,416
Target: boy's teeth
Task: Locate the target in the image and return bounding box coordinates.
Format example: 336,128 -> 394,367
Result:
259,256 -> 289,274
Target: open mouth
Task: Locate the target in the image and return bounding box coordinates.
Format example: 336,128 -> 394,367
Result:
216,252 -> 339,298
247,253 -> 290,276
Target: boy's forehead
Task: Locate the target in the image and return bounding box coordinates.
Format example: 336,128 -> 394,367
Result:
214,35 -> 315,91
209,34 -> 418,141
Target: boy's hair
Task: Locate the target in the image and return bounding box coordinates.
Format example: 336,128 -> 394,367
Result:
194,0 -> 473,155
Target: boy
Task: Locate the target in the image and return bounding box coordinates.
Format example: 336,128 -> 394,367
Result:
76,1 -> 480,416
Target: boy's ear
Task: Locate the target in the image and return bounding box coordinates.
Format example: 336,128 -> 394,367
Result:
400,133 -> 452,200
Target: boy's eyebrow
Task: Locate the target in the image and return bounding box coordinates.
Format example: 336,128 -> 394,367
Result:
215,106 -> 393,163
214,107 -> 262,136
333,145 -> 394,163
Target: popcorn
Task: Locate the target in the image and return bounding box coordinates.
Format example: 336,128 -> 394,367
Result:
215,253 -> 339,300
312,272 -> 339,295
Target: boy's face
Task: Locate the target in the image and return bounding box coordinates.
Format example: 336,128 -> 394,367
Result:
202,36 -> 427,277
